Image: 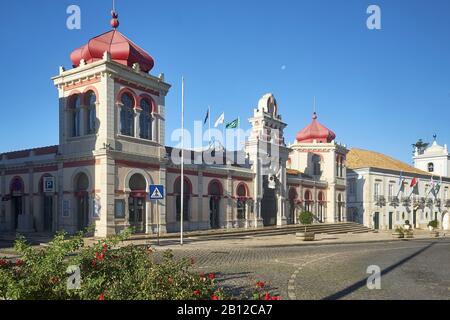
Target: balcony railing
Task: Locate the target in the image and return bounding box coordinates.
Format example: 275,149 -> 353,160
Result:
374,195 -> 386,207
401,197 -> 411,207
426,198 -> 434,208
388,196 -> 399,206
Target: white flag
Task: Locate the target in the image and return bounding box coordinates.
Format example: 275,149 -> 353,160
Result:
214,112 -> 225,128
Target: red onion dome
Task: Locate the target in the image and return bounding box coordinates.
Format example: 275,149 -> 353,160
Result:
296,112 -> 336,143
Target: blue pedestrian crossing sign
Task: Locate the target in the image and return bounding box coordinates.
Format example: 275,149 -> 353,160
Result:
149,185 -> 164,200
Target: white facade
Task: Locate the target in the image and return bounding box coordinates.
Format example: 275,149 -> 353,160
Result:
413,139 -> 450,177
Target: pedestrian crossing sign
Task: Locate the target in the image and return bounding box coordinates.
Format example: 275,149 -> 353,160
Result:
149,185 -> 164,200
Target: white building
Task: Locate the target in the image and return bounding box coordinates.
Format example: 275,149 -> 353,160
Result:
413,138 -> 450,177
347,148 -> 450,231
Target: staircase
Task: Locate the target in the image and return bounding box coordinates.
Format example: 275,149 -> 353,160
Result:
129,222 -> 374,241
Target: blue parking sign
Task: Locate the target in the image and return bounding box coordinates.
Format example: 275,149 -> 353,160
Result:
149,185 -> 164,200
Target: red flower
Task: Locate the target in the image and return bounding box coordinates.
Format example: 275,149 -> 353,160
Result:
95,252 -> 105,261
98,293 -> 105,300
102,244 -> 108,253
91,259 -> 97,267
264,293 -> 271,301
256,281 -> 265,289
15,259 -> 24,266
211,295 -> 219,300
208,273 -> 216,280
0,259 -> 8,266
271,296 -> 281,300
193,290 -> 201,296
199,272 -> 206,278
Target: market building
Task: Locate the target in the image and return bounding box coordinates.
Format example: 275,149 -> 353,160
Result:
0,12 -> 347,237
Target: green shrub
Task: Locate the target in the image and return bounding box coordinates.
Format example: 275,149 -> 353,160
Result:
428,220 -> 439,229
299,211 -> 314,225
0,229 -> 221,300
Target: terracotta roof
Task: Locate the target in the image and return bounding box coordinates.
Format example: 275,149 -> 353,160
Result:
347,148 -> 430,176
296,112 -> 336,143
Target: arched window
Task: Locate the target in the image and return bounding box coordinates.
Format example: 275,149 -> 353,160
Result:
304,190 -> 313,212
236,183 -> 248,220
139,99 -> 153,140
318,191 -> 325,223
428,162 -> 434,173
120,93 -> 135,136
129,173 -> 147,191
71,95 -> 82,137
209,180 -> 223,196
86,91 -> 97,134
175,177 -> 191,222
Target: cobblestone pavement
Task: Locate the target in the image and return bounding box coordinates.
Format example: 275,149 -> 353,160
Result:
148,236 -> 450,300
2,231 -> 450,299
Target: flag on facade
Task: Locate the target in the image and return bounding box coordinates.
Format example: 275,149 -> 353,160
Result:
214,112 -> 225,128
203,108 -> 209,125
410,177 -> 418,188
432,176 -> 441,197
225,118 -> 240,129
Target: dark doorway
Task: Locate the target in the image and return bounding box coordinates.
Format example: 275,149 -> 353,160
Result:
12,196 -> 22,230
209,181 -> 222,229
129,174 -> 147,233
76,193 -> 89,231
210,197 -> 220,229
74,173 -> 90,232
413,210 -> 417,227
388,212 -> 393,230
373,212 -> 380,230
261,176 -> 277,226
129,196 -> 145,233
43,196 -> 53,232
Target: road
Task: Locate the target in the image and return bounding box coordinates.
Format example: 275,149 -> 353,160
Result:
160,237 -> 450,300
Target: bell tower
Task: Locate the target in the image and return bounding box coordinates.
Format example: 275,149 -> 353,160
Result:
246,94 -> 291,227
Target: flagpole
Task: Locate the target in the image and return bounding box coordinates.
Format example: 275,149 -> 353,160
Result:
180,77 -> 184,246
208,105 -> 211,147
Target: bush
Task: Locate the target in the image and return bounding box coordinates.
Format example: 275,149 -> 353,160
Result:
299,211 -> 314,225
0,229 -> 221,300
428,220 -> 439,229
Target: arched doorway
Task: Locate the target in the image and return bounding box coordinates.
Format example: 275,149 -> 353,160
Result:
304,190 -> 313,212
261,175 -> 277,226
337,194 -> 344,222
175,177 -> 191,223
443,212 -> 449,230
128,173 -> 147,233
318,192 -> 325,223
237,183 -> 249,225
74,173 -> 89,231
10,177 -> 24,230
288,188 -> 298,225
209,180 -> 223,229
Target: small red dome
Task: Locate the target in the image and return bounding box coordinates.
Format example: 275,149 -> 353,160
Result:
70,12 -> 154,73
296,112 -> 336,143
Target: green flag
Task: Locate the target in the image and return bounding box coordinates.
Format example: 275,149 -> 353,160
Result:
226,118 -> 240,129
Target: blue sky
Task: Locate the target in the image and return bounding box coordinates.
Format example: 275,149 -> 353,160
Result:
1,0 -> 450,163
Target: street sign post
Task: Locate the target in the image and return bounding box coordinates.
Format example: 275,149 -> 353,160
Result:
149,185 -> 165,245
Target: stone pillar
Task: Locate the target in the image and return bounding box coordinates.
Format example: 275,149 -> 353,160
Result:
277,165 -> 287,226
254,159 -> 264,228
96,154 -> 115,237
145,200 -> 153,234
198,171 -> 204,228
226,174 -> 234,229
135,109 -> 141,138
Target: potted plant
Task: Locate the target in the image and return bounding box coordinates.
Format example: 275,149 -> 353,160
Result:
428,220 -> 439,237
296,211 -> 315,241
392,226 -> 405,239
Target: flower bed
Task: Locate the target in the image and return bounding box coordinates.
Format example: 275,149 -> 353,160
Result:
0,229 -> 280,301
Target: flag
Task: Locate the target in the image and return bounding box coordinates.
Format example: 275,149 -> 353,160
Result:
398,171 -> 404,187
433,177 -> 441,197
410,177 -> 418,188
203,108 -> 209,125
214,112 -> 225,128
226,118 -> 240,129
